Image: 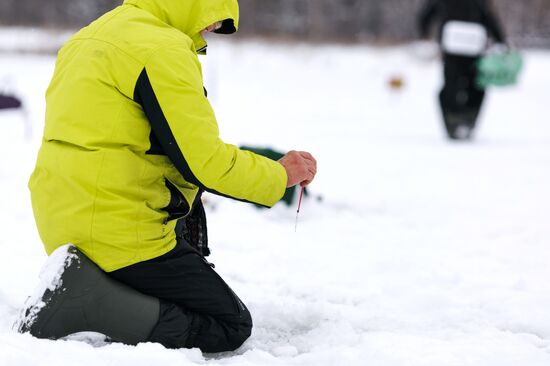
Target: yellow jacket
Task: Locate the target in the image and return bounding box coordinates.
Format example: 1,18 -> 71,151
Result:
29,0 -> 287,272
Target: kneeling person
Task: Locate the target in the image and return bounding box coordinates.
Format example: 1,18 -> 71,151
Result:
19,0 -> 317,352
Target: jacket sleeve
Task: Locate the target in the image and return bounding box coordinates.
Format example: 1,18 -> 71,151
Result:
418,0 -> 440,38
134,45 -> 287,207
479,0 -> 506,43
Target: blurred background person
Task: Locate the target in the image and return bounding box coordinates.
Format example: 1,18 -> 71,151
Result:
418,0 -> 507,140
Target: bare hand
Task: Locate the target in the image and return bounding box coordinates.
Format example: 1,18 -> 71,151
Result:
278,150 -> 317,188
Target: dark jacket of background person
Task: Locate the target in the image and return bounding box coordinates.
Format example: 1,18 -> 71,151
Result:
418,0 -> 505,44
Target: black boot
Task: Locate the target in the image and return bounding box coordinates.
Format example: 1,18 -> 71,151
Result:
17,245 -> 160,345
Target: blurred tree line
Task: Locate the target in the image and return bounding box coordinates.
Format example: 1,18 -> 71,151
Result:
0,0 -> 549,48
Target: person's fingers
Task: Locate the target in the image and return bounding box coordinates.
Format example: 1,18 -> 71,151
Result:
304,160 -> 316,176
298,152 -> 316,186
278,150 -> 317,188
298,151 -> 317,165
300,170 -> 315,187
307,161 -> 317,175
298,152 -> 316,172
300,178 -> 312,187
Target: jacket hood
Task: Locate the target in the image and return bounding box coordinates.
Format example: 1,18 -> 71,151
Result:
123,0 -> 239,53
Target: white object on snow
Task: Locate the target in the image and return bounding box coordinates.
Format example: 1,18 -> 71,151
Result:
13,244 -> 78,331
442,21 -> 487,56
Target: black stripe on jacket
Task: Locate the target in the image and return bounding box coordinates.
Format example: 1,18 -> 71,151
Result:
133,68 -> 269,208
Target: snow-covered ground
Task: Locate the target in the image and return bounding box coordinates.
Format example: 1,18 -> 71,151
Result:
1,33 -> 550,365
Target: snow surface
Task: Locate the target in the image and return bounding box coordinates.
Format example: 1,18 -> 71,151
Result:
1,35 -> 550,365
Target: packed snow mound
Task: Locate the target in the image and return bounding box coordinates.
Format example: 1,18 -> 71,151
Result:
14,245 -> 78,331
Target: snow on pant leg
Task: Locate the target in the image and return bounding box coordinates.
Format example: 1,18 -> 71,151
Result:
107,240 -> 252,353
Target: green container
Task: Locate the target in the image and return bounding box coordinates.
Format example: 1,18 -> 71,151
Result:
477,51 -> 523,88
